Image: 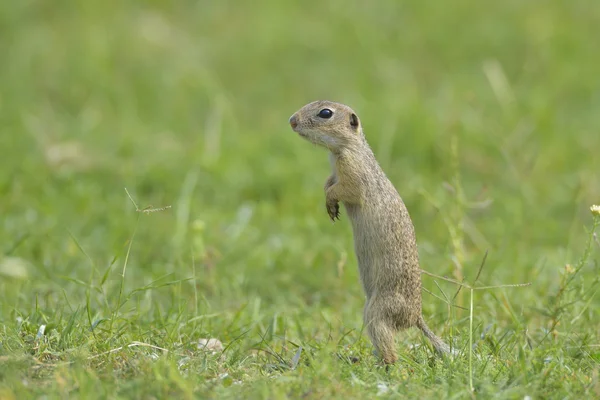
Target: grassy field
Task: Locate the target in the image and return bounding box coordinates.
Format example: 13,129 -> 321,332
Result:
1,0 -> 600,398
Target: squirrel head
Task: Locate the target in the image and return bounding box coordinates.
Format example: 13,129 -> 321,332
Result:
289,100 -> 363,153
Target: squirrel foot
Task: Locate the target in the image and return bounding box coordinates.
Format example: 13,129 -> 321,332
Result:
326,200 -> 340,221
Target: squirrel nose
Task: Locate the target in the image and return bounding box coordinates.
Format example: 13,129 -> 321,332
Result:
289,114 -> 298,129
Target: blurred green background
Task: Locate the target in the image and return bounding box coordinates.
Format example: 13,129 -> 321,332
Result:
1,0 -> 599,398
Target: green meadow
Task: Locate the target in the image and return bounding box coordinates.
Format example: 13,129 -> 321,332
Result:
1,1 -> 599,398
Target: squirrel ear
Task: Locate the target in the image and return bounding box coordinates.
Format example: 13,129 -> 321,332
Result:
350,113 -> 359,129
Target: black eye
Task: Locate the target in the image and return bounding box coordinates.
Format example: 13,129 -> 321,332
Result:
317,108 -> 333,119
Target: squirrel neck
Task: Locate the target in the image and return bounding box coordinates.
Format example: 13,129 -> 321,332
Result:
331,135 -> 385,190
333,134 -> 377,165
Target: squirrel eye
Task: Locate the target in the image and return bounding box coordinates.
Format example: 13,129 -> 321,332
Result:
317,108 -> 333,119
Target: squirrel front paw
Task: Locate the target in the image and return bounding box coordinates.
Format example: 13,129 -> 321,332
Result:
326,199 -> 340,221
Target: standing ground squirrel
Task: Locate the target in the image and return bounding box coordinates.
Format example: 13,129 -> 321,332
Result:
289,100 -> 452,364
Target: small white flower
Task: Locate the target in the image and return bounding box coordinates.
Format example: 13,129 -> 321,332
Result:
591,205 -> 600,216
197,338 -> 224,353
376,382 -> 389,395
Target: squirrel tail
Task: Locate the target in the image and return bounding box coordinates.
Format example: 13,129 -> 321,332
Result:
417,316 -> 452,355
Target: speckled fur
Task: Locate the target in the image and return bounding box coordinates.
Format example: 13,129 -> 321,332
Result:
289,100 -> 451,364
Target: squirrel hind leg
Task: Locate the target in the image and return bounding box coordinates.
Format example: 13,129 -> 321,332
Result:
367,320 -> 397,364
364,299 -> 398,364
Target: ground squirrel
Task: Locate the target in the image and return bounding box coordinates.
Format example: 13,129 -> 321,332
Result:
289,100 -> 452,364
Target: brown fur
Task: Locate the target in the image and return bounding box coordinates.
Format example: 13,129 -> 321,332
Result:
289,100 -> 451,363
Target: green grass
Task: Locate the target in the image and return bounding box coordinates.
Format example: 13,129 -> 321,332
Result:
1,0 -> 600,398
